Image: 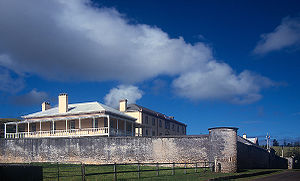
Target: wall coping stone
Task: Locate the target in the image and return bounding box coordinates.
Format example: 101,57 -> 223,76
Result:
208,127 -> 238,131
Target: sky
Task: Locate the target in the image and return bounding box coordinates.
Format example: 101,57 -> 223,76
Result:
0,0 -> 300,144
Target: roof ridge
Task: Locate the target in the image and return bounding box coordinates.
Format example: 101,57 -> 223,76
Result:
69,101 -> 99,105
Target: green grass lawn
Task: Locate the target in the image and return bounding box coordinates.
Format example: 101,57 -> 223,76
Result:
39,163 -> 213,181
31,163 -> 285,181
272,146 -> 300,157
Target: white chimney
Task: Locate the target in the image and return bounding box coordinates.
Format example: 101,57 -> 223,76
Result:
119,99 -> 127,112
59,93 -> 68,113
42,102 -> 51,112
243,133 -> 247,139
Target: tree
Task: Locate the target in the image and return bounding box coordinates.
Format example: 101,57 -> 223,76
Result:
284,140 -> 287,146
294,141 -> 300,147
273,139 -> 279,146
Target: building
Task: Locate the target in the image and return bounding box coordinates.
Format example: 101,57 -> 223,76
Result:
242,133 -> 259,145
119,99 -> 187,136
0,118 -> 21,138
4,94 -> 140,138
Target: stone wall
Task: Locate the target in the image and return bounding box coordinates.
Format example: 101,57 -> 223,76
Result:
209,127 -> 238,172
0,135 -> 210,165
237,137 -> 287,170
0,127 -> 288,173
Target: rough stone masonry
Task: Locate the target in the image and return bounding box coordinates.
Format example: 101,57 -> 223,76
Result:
0,127 -> 287,173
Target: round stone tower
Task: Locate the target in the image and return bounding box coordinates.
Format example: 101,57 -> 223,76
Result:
208,127 -> 238,173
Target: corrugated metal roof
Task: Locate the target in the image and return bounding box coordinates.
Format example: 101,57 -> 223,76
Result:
23,101 -> 135,120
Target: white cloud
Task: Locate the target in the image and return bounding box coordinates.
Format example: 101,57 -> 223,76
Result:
254,16 -> 300,54
0,0 -> 212,82
172,61 -> 274,104
104,85 -> 143,108
0,0 -> 274,104
12,89 -> 49,106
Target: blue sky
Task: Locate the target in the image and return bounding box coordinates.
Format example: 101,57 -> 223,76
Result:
1,0 -> 300,144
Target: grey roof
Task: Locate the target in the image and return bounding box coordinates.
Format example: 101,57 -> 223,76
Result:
237,136 -> 255,145
126,104 -> 186,126
237,136 -> 259,146
23,101 -> 136,120
246,137 -> 258,144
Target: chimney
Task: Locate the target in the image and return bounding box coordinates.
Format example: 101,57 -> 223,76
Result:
58,93 -> 68,113
243,133 -> 247,139
119,99 -> 127,112
42,102 -> 51,111
169,116 -> 174,119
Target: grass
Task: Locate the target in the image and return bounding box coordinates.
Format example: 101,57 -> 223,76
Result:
29,163 -> 286,181
39,163 -> 213,181
234,170 -> 286,181
272,146 -> 300,157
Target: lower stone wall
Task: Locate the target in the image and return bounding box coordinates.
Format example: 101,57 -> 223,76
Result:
237,138 -> 287,170
0,127 -> 288,173
0,136 -> 210,165
269,152 -> 288,169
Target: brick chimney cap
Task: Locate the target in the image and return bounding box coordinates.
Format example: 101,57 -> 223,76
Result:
43,101 -> 50,105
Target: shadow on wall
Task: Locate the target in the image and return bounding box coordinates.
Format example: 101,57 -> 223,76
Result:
237,138 -> 288,170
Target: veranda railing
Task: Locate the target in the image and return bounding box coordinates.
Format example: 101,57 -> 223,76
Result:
5,127 -> 110,138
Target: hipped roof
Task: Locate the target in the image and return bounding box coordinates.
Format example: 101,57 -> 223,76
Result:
23,101 -> 135,121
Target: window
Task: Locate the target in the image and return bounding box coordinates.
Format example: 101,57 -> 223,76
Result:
172,124 -> 175,131
177,125 -> 179,132
145,115 -> 148,124
127,124 -> 131,132
18,124 -> 25,132
159,133 -> 162,136
159,120 -> 162,127
182,126 -> 184,133
70,120 -> 75,129
104,119 -> 108,127
31,123 -> 36,132
165,121 -> 170,130
95,119 -> 98,128
152,131 -> 155,136
50,122 -> 56,131
145,129 -> 148,136
152,118 -> 155,126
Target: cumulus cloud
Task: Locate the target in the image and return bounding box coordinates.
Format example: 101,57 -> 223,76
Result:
12,89 -> 49,106
172,61 -> 274,104
104,85 -> 143,108
254,16 -> 300,54
0,0 -> 212,82
0,0 -> 274,104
